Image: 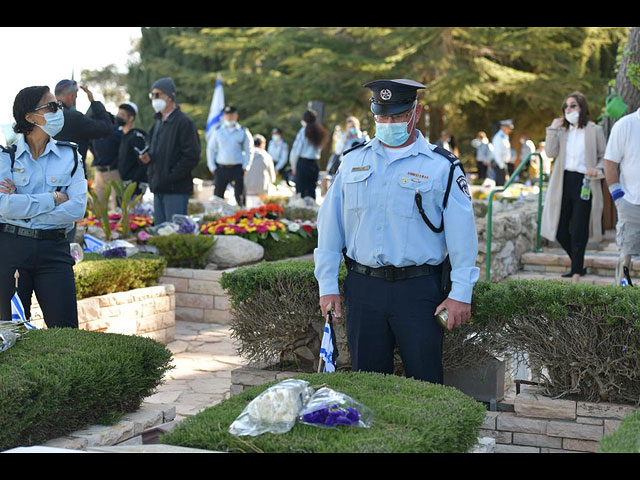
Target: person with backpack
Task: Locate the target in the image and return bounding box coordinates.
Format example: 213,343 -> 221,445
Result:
314,79 -> 479,384
0,86 -> 88,328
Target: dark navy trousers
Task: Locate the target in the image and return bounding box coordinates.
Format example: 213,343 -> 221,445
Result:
344,270 -> 445,383
0,231 -> 78,328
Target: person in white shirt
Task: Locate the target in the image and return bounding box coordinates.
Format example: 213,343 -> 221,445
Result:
541,92 -> 606,283
491,120 -> 513,186
244,134 -> 276,208
604,107 -> 640,285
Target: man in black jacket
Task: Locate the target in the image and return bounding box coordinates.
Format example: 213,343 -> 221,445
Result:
116,102 -> 148,197
139,77 -> 200,225
53,79 -> 113,161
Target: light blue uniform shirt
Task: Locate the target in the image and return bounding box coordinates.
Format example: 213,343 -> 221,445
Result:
314,130 -> 480,304
0,135 -> 88,233
207,124 -> 254,172
289,127 -> 322,170
268,138 -> 290,171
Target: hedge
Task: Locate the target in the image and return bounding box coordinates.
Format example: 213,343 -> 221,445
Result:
220,260 -> 640,404
74,254 -> 167,300
257,232 -> 317,261
147,234 -> 216,269
0,328 -> 173,451
159,371 -> 487,453
599,410 -> 640,453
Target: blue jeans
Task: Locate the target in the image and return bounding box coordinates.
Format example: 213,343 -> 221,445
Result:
153,193 -> 190,225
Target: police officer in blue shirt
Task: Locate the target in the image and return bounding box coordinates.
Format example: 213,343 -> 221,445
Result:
314,79 -> 480,383
207,105 -> 254,207
0,86 -> 88,328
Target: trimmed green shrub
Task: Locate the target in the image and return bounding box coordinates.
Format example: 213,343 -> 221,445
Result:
0,328 -> 173,450
148,234 -> 215,269
220,261 -> 640,404
160,371 -> 487,453
257,232 -> 317,261
599,410 -> 640,453
74,254 -> 167,300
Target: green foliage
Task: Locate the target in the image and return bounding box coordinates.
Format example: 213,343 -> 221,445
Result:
0,328 -> 173,451
110,181 -> 144,237
119,26 -> 628,174
257,232 -> 317,261
160,371 -> 487,453
599,410 -> 640,453
220,261 -> 640,403
74,255 -> 167,299
147,234 -> 215,269
88,183 -> 114,241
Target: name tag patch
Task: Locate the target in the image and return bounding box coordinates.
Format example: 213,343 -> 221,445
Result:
456,175 -> 471,200
351,165 -> 371,172
408,171 -> 428,180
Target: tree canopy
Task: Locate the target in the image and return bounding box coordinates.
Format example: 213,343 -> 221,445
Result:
85,27 -> 630,177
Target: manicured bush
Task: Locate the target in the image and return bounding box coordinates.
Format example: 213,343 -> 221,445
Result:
159,371 -> 487,453
0,328 -> 173,451
147,233 -> 215,269
74,254 -> 167,300
599,410 -> 640,453
221,261 -> 640,404
257,232 -> 317,261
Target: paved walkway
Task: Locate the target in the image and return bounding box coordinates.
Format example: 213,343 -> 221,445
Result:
142,321 -> 247,422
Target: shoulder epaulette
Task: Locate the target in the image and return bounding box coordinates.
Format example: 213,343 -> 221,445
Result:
342,140 -> 368,157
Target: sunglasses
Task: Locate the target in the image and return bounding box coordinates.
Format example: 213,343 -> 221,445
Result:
32,101 -> 65,114
149,92 -> 165,100
564,103 -> 579,110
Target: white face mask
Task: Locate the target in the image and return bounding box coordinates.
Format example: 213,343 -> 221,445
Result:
152,98 -> 167,113
565,110 -> 580,125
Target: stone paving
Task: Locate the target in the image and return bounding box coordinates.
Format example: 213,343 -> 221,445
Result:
142,320 -> 248,421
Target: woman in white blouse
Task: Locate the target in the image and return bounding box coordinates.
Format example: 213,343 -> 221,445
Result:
540,92 -> 606,282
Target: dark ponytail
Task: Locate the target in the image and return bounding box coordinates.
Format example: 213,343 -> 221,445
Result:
303,109 -> 328,148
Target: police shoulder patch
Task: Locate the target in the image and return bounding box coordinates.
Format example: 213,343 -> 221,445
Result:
456,175 -> 471,200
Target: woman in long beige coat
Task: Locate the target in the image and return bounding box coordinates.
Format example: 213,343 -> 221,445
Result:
540,92 -> 606,282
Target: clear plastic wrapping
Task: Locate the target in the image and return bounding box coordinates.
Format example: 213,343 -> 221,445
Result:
298,387 -> 374,429
229,379 -> 314,436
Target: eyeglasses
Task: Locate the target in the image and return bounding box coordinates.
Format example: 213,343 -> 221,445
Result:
149,92 -> 165,100
32,101 -> 64,114
374,110 -> 413,122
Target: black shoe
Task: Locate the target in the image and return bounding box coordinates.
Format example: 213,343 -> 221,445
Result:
561,268 -> 587,278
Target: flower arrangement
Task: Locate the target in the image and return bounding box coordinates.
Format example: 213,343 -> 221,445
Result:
79,214 -> 153,235
200,203 -> 288,242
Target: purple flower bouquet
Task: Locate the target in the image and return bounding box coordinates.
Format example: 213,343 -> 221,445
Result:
298,387 -> 373,430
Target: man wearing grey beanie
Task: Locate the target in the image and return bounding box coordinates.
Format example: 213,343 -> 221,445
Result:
140,77 -> 201,224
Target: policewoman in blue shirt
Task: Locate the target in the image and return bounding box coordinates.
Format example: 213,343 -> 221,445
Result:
314,79 -> 480,383
290,109 -> 329,200
0,86 -> 88,328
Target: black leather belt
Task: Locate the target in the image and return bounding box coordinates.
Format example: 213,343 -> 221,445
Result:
345,257 -> 442,282
0,224 -> 66,240
217,164 -> 242,169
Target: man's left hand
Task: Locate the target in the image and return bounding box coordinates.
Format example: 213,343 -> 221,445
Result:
435,297 -> 471,331
80,85 -> 95,103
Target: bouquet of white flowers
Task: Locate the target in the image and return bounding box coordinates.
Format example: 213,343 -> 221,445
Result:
229,379 -> 315,436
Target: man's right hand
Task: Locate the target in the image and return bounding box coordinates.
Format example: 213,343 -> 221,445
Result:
319,294 -> 343,323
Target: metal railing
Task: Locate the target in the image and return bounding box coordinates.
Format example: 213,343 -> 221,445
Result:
485,153 -> 544,282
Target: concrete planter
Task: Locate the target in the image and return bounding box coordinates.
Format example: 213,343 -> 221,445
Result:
29,284 -> 176,344
159,267 -> 235,325
444,358 -> 506,404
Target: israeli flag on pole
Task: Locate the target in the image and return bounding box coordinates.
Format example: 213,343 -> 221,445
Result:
205,74 -> 225,161
11,292 -> 37,329
83,233 -> 105,253
320,319 -> 336,373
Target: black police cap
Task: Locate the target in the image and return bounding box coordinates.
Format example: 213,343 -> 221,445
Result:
363,79 -> 426,115
223,105 -> 237,114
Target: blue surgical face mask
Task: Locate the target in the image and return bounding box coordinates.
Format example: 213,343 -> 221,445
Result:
349,127 -> 358,136
374,104 -> 416,147
33,110 -> 65,137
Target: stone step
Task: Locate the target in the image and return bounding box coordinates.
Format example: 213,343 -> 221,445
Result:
507,271 -> 617,287
520,250 -> 640,275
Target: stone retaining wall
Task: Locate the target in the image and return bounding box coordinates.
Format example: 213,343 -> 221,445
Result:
480,388 -> 636,453
475,198 -> 539,282
159,267 -> 235,325
30,284 -> 176,344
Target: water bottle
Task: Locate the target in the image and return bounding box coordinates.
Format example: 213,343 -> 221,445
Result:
580,176 -> 591,201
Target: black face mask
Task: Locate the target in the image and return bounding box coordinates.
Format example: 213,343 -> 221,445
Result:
115,116 -> 127,127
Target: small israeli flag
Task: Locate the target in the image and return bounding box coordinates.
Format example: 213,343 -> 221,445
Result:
319,317 -> 337,373
83,233 -> 105,253
11,292 -> 37,329
205,74 -> 225,161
